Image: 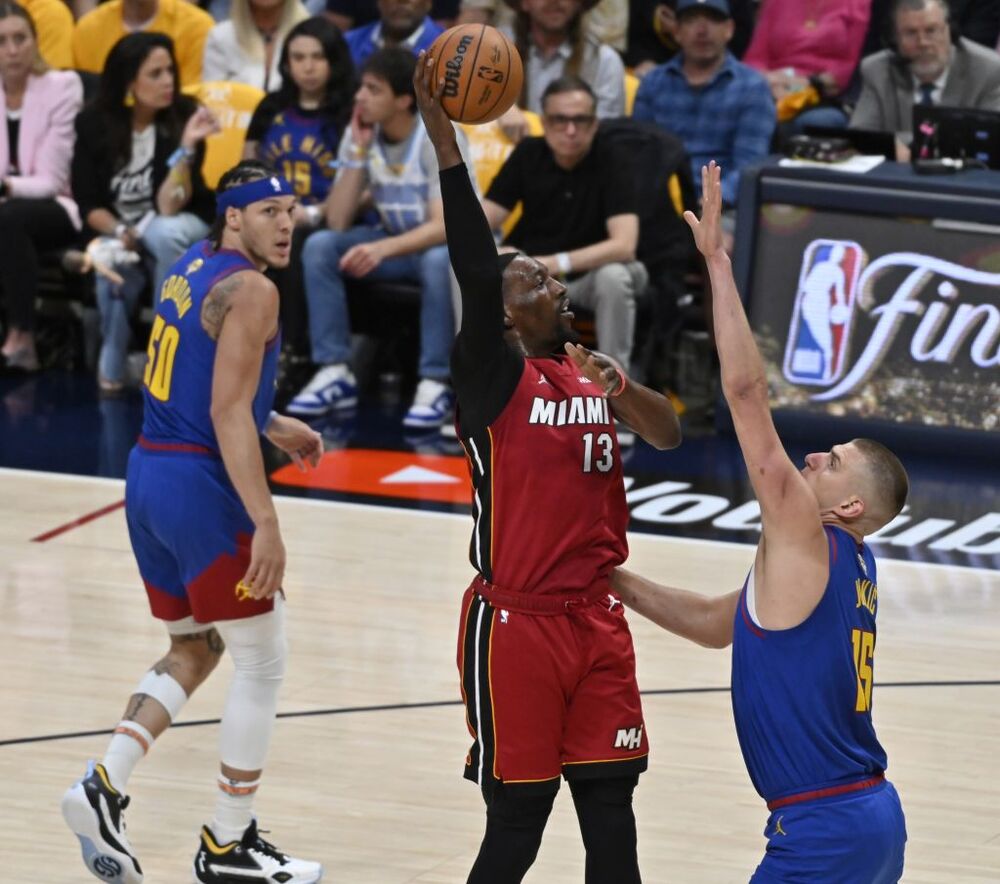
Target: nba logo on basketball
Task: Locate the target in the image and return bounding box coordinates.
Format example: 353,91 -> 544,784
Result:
783,239 -> 867,386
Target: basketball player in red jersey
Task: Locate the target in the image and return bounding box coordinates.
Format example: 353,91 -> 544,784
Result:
415,53 -> 682,883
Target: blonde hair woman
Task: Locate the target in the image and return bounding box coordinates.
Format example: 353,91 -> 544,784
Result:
202,0 -> 309,90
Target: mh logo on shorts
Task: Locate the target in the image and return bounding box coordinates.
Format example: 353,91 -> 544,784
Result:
614,725 -> 644,750
783,239 -> 866,387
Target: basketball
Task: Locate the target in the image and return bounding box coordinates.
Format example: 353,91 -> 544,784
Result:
427,25 -> 523,125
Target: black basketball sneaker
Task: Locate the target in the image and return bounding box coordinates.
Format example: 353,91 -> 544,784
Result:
61,761 -> 144,883
192,818 -> 323,883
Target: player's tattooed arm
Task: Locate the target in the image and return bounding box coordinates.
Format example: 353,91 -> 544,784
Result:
201,273 -> 246,340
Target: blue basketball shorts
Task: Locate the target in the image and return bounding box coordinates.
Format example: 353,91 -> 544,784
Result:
750,780 -> 906,883
125,442 -> 275,624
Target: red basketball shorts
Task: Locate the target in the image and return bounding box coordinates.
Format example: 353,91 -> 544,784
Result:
458,578 -> 648,798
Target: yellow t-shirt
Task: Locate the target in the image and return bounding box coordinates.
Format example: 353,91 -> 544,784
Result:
72,0 -> 214,87
22,0 -> 74,69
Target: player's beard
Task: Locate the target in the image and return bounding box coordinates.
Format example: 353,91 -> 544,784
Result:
553,319 -> 580,352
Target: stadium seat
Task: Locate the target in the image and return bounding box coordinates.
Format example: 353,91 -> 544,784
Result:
183,81 -> 265,190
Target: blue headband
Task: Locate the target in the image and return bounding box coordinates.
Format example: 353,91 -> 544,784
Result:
216,175 -> 295,217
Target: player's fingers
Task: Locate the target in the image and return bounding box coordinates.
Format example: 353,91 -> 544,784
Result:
291,451 -> 306,472
683,210 -> 698,231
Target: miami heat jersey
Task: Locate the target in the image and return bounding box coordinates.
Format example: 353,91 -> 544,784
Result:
460,356 -> 628,596
141,241 -> 280,450
731,526 -> 888,804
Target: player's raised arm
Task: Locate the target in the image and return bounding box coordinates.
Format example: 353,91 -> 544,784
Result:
413,51 -> 506,358
612,568 -> 738,649
209,271 -> 285,600
685,165 -> 827,570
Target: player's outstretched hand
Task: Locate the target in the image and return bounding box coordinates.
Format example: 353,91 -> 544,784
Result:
414,50 -> 459,155
265,414 -> 324,471
240,520 -> 286,601
564,343 -> 626,397
684,161 -> 724,259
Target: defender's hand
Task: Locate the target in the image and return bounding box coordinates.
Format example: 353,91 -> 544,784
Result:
265,414 -> 323,471
684,161 -> 724,259
564,343 -> 626,397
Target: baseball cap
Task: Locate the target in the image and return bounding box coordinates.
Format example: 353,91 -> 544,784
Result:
675,0 -> 732,18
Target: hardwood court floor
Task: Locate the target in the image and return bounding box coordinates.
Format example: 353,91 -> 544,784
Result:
1,468 -> 998,882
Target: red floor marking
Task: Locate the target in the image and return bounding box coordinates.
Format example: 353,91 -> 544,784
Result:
31,499 -> 126,543
270,449 -> 472,505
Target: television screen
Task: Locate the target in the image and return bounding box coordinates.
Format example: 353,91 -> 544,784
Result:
746,203 -> 999,434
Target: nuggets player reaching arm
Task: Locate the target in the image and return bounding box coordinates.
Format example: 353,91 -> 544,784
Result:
615,163 -> 910,883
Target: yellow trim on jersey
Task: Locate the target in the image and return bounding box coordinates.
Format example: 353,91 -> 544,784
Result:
487,425 -> 496,574
562,753 -> 649,767
488,605 -> 500,782
503,774 -> 563,784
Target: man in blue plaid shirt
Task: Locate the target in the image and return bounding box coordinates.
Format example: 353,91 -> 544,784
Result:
632,0 -> 775,207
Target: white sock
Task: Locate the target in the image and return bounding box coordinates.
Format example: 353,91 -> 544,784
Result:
211,775 -> 260,844
102,721 -> 154,793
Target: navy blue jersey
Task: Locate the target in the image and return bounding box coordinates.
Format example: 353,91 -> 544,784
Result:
731,526 -> 888,804
141,240 -> 280,450
259,108 -> 338,205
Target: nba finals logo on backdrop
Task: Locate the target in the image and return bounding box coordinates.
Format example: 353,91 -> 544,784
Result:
783,240 -> 866,386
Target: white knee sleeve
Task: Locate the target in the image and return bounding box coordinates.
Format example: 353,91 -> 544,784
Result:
213,597 -> 288,771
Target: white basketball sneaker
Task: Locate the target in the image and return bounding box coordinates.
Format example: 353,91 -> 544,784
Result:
192,818 -> 323,883
61,761 -> 144,883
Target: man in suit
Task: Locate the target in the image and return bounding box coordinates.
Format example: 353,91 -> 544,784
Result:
850,0 -> 1000,160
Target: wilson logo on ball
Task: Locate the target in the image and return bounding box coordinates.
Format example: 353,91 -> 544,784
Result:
442,34 -> 475,98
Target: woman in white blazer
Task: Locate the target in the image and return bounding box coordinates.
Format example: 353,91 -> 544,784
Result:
202,0 -> 309,91
0,1 -> 82,372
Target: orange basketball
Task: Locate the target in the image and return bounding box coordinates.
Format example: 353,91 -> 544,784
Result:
427,25 -> 523,125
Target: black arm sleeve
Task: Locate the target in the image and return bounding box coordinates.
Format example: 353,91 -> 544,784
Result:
441,162 -> 524,434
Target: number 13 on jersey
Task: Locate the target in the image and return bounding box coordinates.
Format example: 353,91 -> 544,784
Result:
144,314 -> 180,401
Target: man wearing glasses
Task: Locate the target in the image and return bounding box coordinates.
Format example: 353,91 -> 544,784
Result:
482,76 -> 645,394
851,0 -> 1000,162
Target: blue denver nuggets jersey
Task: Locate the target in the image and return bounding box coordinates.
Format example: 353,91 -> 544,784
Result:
259,108 -> 338,205
141,240 -> 280,450
731,526 -> 887,804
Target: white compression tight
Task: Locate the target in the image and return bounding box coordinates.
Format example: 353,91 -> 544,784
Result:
213,596 -> 288,772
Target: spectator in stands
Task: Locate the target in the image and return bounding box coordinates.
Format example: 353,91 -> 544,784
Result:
19,0 -> 71,69
743,0 -> 871,132
458,0 -> 627,52
852,0 -> 1000,159
203,0 -> 310,90
862,0 -> 1000,58
342,0 -> 444,67
287,48 -> 472,428
73,0 -> 215,88
0,1 -> 82,372
243,16 -> 355,359
72,33 -> 218,394
625,0 -> 756,75
633,0 -> 774,207
482,75 -> 644,376
502,0 -> 624,128
327,0 -> 458,32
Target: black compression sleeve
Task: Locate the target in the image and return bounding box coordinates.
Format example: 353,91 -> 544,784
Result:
440,163 -> 523,434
